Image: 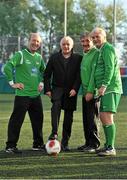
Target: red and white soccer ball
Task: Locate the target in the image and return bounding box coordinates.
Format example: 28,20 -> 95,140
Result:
45,139 -> 61,156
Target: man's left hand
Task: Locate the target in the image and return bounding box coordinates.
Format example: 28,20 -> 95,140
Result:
69,89 -> 76,97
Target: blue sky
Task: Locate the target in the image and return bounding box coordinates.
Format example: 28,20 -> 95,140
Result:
98,0 -> 127,10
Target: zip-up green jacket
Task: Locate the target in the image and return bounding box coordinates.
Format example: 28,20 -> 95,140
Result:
4,49 -> 45,97
80,47 -> 99,95
94,42 -> 122,94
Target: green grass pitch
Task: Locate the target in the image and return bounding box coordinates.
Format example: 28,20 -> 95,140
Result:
0,94 -> 127,179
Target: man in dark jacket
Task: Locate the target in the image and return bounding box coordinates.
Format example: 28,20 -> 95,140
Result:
44,36 -> 82,151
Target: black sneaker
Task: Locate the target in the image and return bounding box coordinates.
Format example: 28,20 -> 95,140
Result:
32,144 -> 45,151
5,147 -> 22,154
83,146 -> 97,153
96,144 -> 107,153
61,145 -> 70,152
48,133 -> 58,140
77,144 -> 88,151
96,146 -> 107,153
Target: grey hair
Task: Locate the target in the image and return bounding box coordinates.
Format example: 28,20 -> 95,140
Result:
80,32 -> 93,40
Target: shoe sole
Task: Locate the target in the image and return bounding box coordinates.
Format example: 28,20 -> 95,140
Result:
5,150 -> 22,154
97,152 -> 116,156
83,150 -> 96,153
32,148 -> 45,151
5,150 -> 14,154
32,148 -> 41,151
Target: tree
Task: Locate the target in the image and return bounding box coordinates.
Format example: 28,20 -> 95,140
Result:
77,0 -> 98,32
0,0 -> 42,36
37,0 -> 74,54
0,0 -> 127,63
36,0 -> 100,55
101,2 -> 127,63
0,0 -> 42,62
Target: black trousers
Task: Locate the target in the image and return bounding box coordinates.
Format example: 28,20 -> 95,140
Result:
6,95 -> 44,148
51,99 -> 73,146
82,97 -> 100,148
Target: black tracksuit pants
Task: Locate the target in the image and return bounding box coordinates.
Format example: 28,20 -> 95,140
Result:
6,95 -> 44,148
51,99 -> 73,146
82,97 -> 100,148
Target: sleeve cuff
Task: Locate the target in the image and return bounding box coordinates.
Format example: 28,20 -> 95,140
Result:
101,84 -> 107,88
9,80 -> 14,86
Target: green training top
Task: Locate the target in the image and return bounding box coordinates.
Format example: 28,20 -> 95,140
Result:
80,48 -> 99,95
4,49 -> 45,97
94,42 -> 122,94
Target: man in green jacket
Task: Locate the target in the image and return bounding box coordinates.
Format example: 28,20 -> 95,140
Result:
91,27 -> 122,156
4,33 -> 45,153
77,32 -> 100,152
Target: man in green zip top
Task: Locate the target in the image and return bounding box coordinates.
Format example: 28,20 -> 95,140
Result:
91,27 -> 122,156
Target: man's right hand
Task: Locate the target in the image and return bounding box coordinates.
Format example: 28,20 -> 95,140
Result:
85,92 -> 93,101
46,91 -> 52,98
11,83 -> 24,89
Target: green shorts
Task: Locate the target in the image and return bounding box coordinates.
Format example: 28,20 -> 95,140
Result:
100,93 -> 121,113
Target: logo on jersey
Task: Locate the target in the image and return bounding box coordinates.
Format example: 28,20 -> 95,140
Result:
31,67 -> 38,76
26,59 -> 31,64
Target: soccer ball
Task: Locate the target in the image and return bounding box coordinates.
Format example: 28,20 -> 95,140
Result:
45,139 -> 61,156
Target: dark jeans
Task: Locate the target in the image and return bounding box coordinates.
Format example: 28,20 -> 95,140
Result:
6,95 -> 44,148
82,97 -> 100,148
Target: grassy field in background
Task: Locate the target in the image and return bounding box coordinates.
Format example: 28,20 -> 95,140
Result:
0,94 -> 127,179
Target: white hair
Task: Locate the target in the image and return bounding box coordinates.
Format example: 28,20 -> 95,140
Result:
91,27 -> 106,38
60,36 -> 74,47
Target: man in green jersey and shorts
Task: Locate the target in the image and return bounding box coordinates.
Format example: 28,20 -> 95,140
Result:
91,27 -> 122,156
4,33 -> 45,153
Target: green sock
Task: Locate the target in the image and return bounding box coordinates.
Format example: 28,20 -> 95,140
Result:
103,125 -> 108,147
104,123 -> 116,148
